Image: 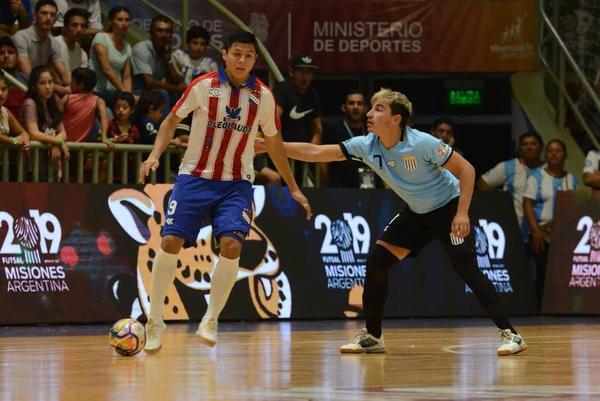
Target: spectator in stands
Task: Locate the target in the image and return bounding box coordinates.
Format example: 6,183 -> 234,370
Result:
12,0 -> 70,95
523,139 -> 579,305
0,71 -> 29,150
431,116 -> 462,155
582,148 -> 600,193
20,65 -> 69,179
0,35 -> 27,117
169,25 -> 217,86
60,67 -> 108,143
0,0 -> 32,35
51,0 -> 101,38
133,89 -> 165,145
274,54 -> 322,184
170,25 -> 217,151
477,131 -> 543,241
132,16 -> 183,109
321,89 -> 373,188
55,8 -> 88,73
89,6 -> 132,107
107,91 -> 138,144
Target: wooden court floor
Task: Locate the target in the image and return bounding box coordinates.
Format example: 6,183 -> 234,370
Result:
1,317 -> 599,401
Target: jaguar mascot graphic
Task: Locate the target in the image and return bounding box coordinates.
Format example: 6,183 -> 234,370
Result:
108,185 -> 291,320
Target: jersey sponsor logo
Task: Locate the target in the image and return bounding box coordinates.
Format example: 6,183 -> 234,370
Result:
403,156 -> 417,171
289,106 -> 314,120
437,144 -> 449,156
209,88 -> 221,97
207,120 -> 252,134
386,160 -> 397,168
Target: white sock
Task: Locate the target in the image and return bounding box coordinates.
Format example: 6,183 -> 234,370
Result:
148,249 -> 178,323
204,255 -> 239,321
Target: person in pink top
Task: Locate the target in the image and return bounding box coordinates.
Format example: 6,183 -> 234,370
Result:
61,67 -> 109,142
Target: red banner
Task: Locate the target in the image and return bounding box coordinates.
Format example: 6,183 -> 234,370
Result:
190,0 -> 538,72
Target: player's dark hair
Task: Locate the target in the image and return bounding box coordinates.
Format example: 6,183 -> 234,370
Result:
518,131 -> 543,147
344,88 -> 365,102
63,8 -> 89,27
187,26 -> 211,44
223,31 -> 257,52
71,67 -> 96,92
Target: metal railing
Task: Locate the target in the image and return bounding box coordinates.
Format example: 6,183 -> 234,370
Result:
1,142 -> 317,186
539,0 -> 600,150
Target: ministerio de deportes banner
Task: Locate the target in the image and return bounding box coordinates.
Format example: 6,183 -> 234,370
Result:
103,0 -> 538,73
0,184 -> 536,324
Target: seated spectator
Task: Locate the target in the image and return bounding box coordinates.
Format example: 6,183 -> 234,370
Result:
89,6 -> 132,107
52,0 -> 101,38
60,67 -> 108,143
0,0 -> 32,35
0,71 -> 29,150
477,131 -> 543,241
54,8 -> 88,74
169,25 -> 217,86
170,25 -> 217,151
0,35 -> 27,117
133,89 -> 165,145
431,116 -> 462,155
12,0 -> 70,95
19,65 -> 69,179
106,91 -> 138,144
582,148 -> 600,193
132,16 -> 182,109
523,139 -> 579,305
321,88 -> 373,188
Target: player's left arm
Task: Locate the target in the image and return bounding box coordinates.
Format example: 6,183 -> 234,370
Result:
443,151 -> 476,238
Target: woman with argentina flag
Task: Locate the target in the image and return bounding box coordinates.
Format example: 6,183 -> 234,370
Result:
272,88 -> 527,356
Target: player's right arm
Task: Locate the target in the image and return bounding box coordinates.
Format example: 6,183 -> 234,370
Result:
139,112 -> 182,183
283,142 -> 346,162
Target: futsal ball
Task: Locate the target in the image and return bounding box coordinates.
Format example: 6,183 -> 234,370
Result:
109,318 -> 146,356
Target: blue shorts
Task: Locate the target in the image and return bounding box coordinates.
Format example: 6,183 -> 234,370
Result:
160,174 -> 253,248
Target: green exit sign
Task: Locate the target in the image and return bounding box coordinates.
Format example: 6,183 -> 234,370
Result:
449,89 -> 482,106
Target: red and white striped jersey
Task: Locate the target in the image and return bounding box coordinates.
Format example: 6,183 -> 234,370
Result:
172,68 -> 279,181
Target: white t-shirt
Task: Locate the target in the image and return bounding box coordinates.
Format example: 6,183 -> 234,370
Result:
56,35 -> 88,72
583,150 -> 600,174
170,49 -> 218,85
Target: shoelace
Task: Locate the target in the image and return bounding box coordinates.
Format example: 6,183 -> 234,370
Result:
352,329 -> 369,344
499,330 -> 513,344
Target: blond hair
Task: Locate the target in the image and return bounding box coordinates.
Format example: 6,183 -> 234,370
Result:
371,88 -> 413,130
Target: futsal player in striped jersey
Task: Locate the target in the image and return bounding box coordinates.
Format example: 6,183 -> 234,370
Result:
267,88 -> 527,355
139,31 -> 312,353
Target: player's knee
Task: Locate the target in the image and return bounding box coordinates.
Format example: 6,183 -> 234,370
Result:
160,235 -> 184,254
366,244 -> 400,276
218,234 -> 244,259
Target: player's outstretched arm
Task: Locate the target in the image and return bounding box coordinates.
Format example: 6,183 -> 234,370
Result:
139,112 -> 182,184
282,142 -> 346,163
264,134 -> 313,219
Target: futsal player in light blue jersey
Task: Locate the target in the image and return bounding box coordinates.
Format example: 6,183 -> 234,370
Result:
274,88 -> 527,356
478,132 -> 544,241
523,139 -> 578,305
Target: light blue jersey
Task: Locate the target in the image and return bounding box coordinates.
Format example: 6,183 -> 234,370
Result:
523,168 -> 579,226
341,127 -> 459,214
480,158 -> 541,238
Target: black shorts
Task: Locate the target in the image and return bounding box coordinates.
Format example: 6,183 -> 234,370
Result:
380,197 -> 475,254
